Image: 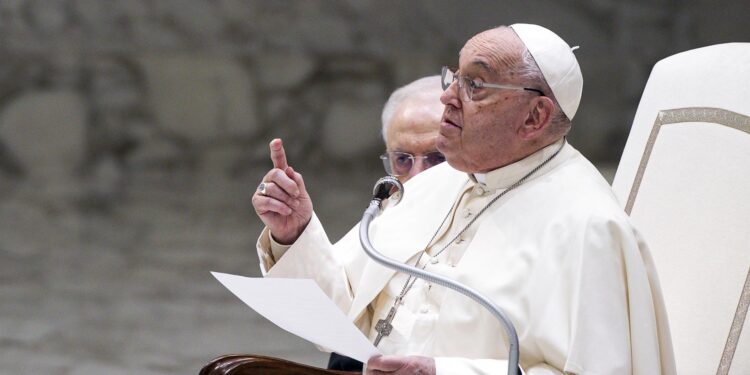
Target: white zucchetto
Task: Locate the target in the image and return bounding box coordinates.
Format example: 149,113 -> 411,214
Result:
510,23 -> 583,120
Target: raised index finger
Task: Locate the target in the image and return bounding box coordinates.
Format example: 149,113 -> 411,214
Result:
269,138 -> 288,170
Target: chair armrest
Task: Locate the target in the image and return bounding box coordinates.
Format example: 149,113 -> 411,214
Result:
200,354 -> 360,375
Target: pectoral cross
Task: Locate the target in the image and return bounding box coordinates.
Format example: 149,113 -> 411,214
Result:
373,305 -> 397,347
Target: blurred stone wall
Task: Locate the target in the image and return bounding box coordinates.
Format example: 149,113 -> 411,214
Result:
0,0 -> 747,198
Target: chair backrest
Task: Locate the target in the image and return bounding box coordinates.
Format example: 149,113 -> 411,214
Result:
612,43 -> 750,375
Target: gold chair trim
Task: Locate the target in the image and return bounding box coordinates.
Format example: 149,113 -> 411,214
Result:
623,107 -> 750,375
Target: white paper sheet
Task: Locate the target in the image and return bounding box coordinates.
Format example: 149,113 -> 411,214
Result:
211,272 -> 380,363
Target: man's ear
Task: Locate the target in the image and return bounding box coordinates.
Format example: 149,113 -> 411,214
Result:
519,96 -> 555,139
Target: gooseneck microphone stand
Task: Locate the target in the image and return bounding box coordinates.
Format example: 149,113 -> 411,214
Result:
359,176 -> 521,375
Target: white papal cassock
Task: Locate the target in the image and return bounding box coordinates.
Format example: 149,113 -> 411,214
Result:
256,139 -> 676,375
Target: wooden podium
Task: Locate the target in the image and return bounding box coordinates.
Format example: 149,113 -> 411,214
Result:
200,355 -> 358,375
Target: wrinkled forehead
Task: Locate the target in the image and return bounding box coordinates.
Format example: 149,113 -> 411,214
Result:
458,28 -> 525,76
390,95 -> 443,128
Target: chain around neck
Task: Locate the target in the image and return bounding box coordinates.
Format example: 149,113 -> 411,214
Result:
392,138 -> 567,304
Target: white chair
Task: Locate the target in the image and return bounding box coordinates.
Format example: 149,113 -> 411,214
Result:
612,43 -> 750,375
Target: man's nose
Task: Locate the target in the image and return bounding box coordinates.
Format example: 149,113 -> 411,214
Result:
440,81 -> 461,108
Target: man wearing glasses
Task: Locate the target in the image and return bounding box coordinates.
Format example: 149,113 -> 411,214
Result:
328,75 -> 446,371
253,24 -> 674,374
379,76 -> 446,184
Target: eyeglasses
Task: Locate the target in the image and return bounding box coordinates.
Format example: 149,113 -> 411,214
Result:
441,66 -> 544,102
380,151 -> 446,177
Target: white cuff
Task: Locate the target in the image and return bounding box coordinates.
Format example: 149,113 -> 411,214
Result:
269,233 -> 292,262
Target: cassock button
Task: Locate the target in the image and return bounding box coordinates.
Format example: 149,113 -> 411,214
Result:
462,209 -> 472,218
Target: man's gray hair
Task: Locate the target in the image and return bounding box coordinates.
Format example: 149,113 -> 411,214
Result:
381,75 -> 443,140
516,48 -> 572,135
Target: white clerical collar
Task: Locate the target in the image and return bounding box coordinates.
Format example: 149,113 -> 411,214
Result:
473,173 -> 487,184
468,138 -> 569,190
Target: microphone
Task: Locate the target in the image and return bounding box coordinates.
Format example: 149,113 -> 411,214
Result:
370,175 -> 404,207
359,177 -> 521,375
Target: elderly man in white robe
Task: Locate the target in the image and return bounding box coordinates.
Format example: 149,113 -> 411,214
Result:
251,24 -> 675,375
